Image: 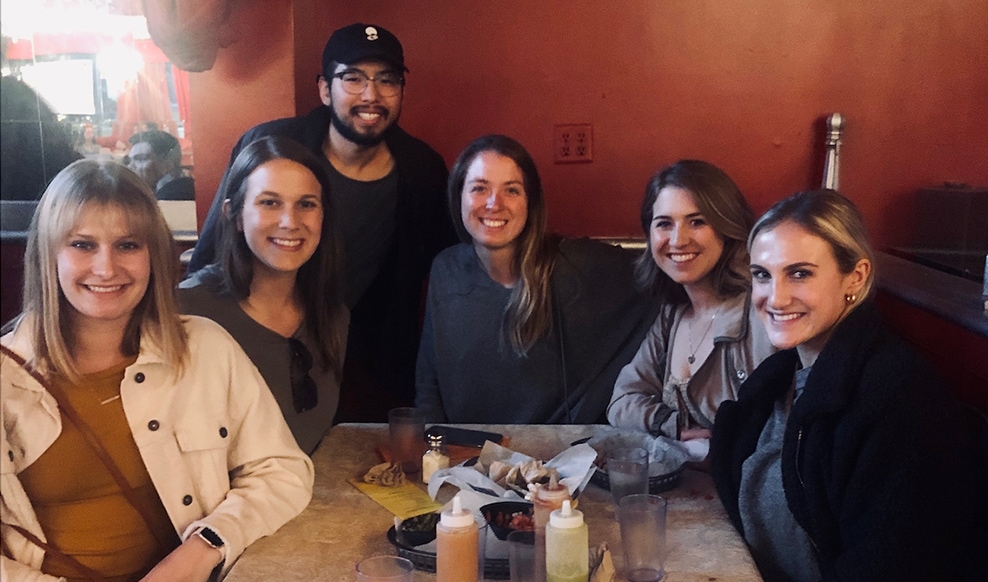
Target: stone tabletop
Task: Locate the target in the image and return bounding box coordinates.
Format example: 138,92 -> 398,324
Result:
225,424 -> 762,581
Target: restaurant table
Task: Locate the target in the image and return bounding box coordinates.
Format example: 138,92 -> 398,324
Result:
225,424 -> 762,581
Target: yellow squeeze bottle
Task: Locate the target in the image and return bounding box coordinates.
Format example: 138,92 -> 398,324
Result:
545,499 -> 588,582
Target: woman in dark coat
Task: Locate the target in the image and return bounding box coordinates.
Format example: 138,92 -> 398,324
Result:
710,189 -> 987,582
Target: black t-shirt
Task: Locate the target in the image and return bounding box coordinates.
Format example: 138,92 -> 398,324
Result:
326,162 -> 399,308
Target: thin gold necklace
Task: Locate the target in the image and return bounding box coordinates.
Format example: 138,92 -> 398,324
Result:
687,306 -> 721,365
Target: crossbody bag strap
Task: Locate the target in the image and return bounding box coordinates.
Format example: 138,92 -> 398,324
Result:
3,523 -> 105,582
550,281 -> 574,423
0,345 -> 176,552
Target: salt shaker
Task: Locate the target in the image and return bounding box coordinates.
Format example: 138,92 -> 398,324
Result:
422,432 -> 449,483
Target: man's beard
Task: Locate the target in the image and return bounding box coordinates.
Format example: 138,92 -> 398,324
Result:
329,105 -> 397,147
134,167 -> 163,190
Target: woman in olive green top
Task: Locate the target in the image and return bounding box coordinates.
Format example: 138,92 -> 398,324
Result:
179,136 -> 348,454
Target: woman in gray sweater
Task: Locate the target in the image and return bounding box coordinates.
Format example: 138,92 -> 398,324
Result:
415,135 -> 656,423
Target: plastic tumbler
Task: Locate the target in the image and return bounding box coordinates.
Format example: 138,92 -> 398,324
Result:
507,529 -> 545,582
607,447 -> 649,506
355,555 -> 414,581
389,407 -> 425,474
617,494 -> 667,582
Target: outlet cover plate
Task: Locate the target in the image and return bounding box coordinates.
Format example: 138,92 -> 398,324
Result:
554,123 -> 593,163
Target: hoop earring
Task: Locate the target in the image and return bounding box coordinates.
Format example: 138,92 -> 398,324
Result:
845,293 -> 857,304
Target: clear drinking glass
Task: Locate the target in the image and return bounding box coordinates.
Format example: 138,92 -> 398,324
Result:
617,494 -> 668,582
607,447 -> 649,506
355,555 -> 415,581
507,529 -> 542,582
388,407 -> 425,474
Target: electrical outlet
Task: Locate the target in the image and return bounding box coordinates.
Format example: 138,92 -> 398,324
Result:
554,123 -> 593,163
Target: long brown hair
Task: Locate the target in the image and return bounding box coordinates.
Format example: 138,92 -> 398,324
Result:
636,159 -> 754,303
214,136 -> 346,375
447,135 -> 557,356
13,159 -> 187,382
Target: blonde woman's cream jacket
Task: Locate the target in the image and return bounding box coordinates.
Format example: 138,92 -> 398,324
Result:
1,315 -> 314,581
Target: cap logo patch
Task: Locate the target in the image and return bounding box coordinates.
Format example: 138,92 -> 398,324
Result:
365,26 -> 379,41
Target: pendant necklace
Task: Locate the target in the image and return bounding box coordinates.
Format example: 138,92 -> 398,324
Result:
687,306 -> 721,365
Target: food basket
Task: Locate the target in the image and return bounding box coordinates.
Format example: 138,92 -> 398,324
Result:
577,430 -> 691,493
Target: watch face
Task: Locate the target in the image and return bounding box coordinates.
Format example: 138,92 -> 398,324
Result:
199,527 -> 224,548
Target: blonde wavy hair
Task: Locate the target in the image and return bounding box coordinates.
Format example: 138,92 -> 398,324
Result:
748,189 -> 876,305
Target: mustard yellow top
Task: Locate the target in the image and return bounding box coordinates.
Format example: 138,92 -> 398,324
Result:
18,357 -> 180,581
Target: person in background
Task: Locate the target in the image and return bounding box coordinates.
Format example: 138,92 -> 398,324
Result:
127,129 -> 195,201
1,159 -> 312,581
188,23 -> 455,422
415,134 -> 657,423
179,136 -> 348,454
74,124 -> 109,158
608,160 -> 774,443
711,189 -> 987,581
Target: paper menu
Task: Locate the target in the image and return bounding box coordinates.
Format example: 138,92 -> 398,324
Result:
348,478 -> 443,520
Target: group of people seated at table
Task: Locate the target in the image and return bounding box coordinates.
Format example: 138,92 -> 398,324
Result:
2,21 -> 985,582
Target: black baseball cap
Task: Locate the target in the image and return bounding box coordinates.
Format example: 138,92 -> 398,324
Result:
322,23 -> 407,74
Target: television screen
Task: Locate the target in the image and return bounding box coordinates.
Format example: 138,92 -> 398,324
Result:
20,58 -> 97,116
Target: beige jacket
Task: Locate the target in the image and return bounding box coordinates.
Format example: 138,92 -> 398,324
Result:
0,316 -> 314,581
607,292 -> 775,437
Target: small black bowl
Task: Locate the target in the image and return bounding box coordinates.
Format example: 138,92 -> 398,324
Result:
481,501 -> 535,541
397,512 -> 440,547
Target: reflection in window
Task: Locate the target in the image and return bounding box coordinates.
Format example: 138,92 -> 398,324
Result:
1,0 -> 194,209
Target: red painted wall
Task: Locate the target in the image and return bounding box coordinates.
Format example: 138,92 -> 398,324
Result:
188,0 -> 297,228
268,0 -> 987,250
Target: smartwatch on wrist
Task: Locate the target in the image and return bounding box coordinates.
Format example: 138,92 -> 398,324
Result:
195,526 -> 225,550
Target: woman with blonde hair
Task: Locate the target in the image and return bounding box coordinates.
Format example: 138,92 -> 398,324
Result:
1,159 -> 312,581
608,160 -> 774,442
711,189 -> 986,581
415,134 -> 655,423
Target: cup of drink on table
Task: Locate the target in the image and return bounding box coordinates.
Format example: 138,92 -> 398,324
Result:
389,407 -> 426,474
618,494 -> 668,582
607,447 -> 649,506
355,555 -> 414,581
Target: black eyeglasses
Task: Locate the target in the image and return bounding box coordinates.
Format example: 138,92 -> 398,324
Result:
331,70 -> 404,97
289,338 -> 318,413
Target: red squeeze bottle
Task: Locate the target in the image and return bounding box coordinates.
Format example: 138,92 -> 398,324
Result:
533,473 -> 571,530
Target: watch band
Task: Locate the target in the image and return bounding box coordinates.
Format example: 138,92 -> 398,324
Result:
195,526 -> 225,549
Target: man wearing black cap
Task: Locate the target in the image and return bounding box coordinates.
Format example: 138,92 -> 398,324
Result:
188,23 -> 456,422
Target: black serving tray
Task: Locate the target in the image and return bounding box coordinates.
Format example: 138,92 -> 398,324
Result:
386,526 -> 509,579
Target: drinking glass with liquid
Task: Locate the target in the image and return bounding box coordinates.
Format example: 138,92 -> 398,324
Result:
607,447 -> 649,506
